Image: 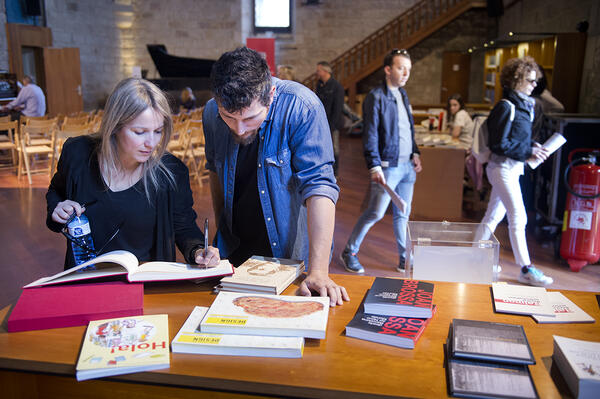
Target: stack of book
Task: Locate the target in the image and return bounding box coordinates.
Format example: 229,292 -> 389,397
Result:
345,277 -> 436,349
492,283 -> 595,323
552,335 -> 600,399
215,256 -> 304,295
171,291 -> 331,358
445,319 -> 539,399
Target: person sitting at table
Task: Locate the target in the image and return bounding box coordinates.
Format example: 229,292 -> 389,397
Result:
180,87 -> 196,111
0,75 -> 46,120
46,78 -> 219,269
446,93 -> 474,149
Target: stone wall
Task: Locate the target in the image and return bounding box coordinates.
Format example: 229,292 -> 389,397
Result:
275,0 -> 418,81
44,0 -> 123,110
498,0 -> 600,113
1,0 -> 597,112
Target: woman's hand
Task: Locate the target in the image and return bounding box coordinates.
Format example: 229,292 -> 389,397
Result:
195,245 -> 220,266
529,142 -> 549,162
52,200 -> 85,224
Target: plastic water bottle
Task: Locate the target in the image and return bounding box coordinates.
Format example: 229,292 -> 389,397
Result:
67,213 -> 96,267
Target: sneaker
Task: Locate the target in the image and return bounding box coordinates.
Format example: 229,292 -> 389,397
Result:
518,266 -> 553,287
396,257 -> 407,273
340,249 -> 365,273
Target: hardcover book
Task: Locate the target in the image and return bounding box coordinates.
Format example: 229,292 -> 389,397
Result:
552,335 -> 600,399
24,249 -> 234,288
345,303 -> 437,349
451,319 -> 535,365
447,352 -> 538,399
200,291 -> 330,339
364,277 -> 434,318
491,283 -> 554,317
7,282 -> 143,332
217,256 -> 304,295
532,292 -> 595,324
76,314 -> 170,381
172,306 -> 304,358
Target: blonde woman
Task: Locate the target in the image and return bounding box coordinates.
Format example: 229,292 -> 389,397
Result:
47,78 -> 219,268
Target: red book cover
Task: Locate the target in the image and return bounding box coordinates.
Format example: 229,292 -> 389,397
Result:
7,282 -> 144,332
364,277 -> 434,318
346,305 -> 437,349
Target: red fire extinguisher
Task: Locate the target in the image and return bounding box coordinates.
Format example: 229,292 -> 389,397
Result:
559,149 -> 600,272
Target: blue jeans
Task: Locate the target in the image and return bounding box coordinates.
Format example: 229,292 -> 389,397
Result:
345,161 -> 416,262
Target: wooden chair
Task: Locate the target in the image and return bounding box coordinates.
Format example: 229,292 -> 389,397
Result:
187,120 -> 208,186
0,115 -> 11,123
170,125 -> 203,186
21,118 -> 58,147
20,115 -> 48,125
54,124 -> 91,171
167,120 -> 190,152
17,129 -> 56,185
62,115 -> 89,128
0,120 -> 19,168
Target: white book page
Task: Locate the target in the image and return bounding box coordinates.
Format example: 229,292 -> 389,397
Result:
24,250 -> 138,288
533,292 -> 595,323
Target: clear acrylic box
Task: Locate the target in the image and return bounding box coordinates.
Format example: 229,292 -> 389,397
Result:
404,221 -> 500,284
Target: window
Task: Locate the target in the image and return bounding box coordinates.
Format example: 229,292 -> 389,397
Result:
253,0 -> 292,34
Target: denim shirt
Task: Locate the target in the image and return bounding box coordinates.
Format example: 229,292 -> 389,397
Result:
203,78 -> 339,264
363,83 -> 419,169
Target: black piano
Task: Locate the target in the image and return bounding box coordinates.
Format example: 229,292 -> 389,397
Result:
146,45 -> 215,111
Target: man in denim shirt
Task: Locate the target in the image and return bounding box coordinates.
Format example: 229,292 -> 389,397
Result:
342,49 -> 422,273
203,47 -> 349,306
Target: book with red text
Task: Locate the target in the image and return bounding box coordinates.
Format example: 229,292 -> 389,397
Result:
7,282 -> 144,332
491,283 -> 554,317
76,314 -> 170,381
346,303 -> 437,349
363,277 -> 434,318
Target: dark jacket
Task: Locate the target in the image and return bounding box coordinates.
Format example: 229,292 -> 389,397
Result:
46,135 -> 205,268
487,88 -> 535,161
363,82 -> 419,169
316,77 -> 345,132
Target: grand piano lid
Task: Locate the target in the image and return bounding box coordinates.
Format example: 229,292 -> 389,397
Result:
147,45 -> 215,78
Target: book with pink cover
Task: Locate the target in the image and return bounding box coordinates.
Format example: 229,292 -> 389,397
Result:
7,282 -> 144,332
23,249 -> 234,288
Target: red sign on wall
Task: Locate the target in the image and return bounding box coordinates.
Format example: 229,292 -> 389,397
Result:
246,37 -> 276,76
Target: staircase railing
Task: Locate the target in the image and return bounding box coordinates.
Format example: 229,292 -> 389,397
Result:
303,0 -> 486,109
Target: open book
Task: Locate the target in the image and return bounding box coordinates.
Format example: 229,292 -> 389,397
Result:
24,250 -> 234,288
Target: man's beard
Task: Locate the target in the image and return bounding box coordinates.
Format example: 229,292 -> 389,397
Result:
231,129 -> 259,146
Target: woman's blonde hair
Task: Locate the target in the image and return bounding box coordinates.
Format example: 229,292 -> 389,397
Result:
98,78 -> 175,201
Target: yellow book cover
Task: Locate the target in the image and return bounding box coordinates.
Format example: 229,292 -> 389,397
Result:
76,314 -> 169,381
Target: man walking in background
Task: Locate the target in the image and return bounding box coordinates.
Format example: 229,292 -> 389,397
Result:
341,49 -> 422,273
315,61 -> 345,175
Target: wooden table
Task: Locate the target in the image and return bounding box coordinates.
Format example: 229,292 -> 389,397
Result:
1,274 -> 599,398
412,145 -> 466,221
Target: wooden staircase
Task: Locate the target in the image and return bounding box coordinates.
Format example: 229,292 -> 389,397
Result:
302,0 -> 486,110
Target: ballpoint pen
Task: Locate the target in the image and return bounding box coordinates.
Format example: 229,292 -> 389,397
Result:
203,218 -> 209,257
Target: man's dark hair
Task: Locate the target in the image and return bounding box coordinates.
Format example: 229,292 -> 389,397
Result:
316,61 -> 332,74
383,49 -> 411,68
210,47 -> 272,113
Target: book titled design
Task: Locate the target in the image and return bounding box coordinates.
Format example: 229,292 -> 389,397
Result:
200,291 -> 330,339
218,256 -> 304,295
364,277 -> 434,318
346,304 -> 437,349
172,306 -> 304,358
451,319 -> 535,365
76,314 -> 169,381
552,335 -> 600,399
491,283 -> 554,317
7,282 -> 143,332
447,355 -> 538,399
532,292 -> 595,324
24,249 -> 234,288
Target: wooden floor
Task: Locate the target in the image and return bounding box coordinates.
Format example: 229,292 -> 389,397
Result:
0,135 -> 598,309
